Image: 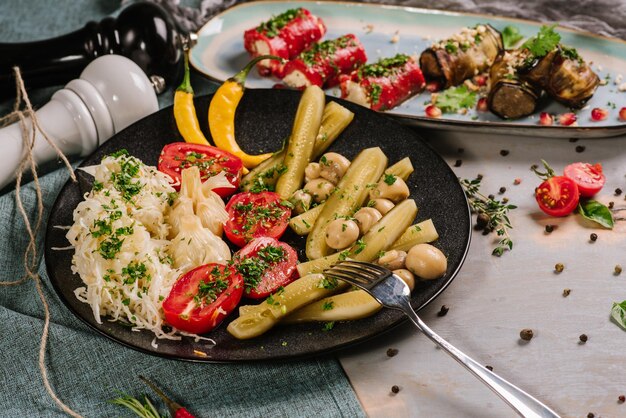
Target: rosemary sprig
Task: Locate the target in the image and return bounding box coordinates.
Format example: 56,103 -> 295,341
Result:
460,177 -> 517,256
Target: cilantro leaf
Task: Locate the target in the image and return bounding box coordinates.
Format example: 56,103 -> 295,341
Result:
502,25 -> 523,49
522,25 -> 561,58
435,85 -> 477,113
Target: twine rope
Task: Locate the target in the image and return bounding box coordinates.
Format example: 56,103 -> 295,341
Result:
0,67 -> 81,417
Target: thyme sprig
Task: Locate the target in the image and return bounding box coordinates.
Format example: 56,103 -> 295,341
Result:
460,177 -> 517,256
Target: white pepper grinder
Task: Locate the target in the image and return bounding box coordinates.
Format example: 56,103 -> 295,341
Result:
0,54 -> 161,190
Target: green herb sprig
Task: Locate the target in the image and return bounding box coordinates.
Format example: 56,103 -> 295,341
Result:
435,85 -> 477,113
460,177 -> 517,256
522,25 -> 561,58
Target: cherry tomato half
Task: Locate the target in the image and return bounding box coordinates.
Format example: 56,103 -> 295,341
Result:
233,237 -> 298,299
162,263 -> 243,335
535,176 -> 579,217
224,192 -> 291,247
563,162 -> 605,198
158,143 -> 243,197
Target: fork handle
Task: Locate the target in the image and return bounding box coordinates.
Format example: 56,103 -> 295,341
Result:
403,308 -> 560,418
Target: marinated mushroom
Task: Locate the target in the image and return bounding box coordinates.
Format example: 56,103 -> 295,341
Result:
393,269 -> 415,291
319,152 -> 351,184
290,189 -> 312,215
354,207 -> 382,234
304,162 -> 322,183
405,244 -> 447,280
370,175 -> 410,203
325,218 -> 359,249
377,250 -> 407,270
304,178 -> 335,203
370,198 -> 395,215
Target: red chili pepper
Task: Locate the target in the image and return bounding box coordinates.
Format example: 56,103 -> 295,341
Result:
139,376 -> 195,418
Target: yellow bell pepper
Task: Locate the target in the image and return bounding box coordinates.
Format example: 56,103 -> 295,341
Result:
208,55 -> 281,169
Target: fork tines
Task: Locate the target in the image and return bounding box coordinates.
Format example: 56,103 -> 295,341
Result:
324,260 -> 391,289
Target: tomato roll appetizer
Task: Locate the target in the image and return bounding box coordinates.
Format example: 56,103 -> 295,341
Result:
339,54 -> 425,111
244,8 -> 326,77
419,24 -> 503,89
282,34 -> 367,89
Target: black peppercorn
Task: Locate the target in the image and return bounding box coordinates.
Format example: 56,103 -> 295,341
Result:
386,348 -> 399,357
499,186 -> 506,194
579,334 -> 588,343
609,201 -> 615,209
488,194 -> 495,200
616,188 -> 623,196
545,225 -> 554,233
476,213 -> 490,229
500,149 -> 509,156
485,365 -> 493,371
437,305 -> 449,317
590,233 -> 598,242
391,385 -> 400,394
587,413 -> 595,418
619,395 -> 625,403
575,145 -> 586,153
454,159 -> 462,167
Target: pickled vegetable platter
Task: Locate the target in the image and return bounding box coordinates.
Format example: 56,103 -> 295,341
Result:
192,1 -> 626,138
45,89 -> 471,361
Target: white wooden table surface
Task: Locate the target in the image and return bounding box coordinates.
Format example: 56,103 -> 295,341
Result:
339,129 -> 626,418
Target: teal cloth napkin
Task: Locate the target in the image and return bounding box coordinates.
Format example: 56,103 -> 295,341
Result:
0,1 -> 365,416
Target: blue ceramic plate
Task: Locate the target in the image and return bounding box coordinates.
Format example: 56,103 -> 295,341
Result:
191,0 -> 626,138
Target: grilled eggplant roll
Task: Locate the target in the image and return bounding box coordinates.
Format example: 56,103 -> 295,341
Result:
420,24 -> 503,88
487,50 -> 542,119
282,34 -> 367,89
519,46 -> 599,108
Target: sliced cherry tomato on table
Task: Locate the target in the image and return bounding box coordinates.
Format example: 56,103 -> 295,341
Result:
224,191 -> 291,247
563,162 -> 605,198
535,176 -> 579,217
158,142 -> 243,197
233,237 -> 298,299
162,263 -> 243,334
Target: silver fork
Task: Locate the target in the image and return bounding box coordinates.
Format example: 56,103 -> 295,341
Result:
324,260 -> 560,418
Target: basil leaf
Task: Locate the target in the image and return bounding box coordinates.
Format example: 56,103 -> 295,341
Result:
578,200 -> 614,229
502,25 -> 524,49
611,301 -> 626,330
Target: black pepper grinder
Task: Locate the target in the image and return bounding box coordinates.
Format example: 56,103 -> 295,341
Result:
0,1 -> 193,98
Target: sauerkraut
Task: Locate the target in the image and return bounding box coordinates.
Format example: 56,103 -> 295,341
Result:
66,150 -> 231,339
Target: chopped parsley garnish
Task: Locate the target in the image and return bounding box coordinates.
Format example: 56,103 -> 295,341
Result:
444,41 -> 458,54
232,200 -> 288,242
322,321 -> 335,331
435,85 -> 477,113
319,276 -> 339,290
322,301 -> 334,311
256,8 -> 302,38
369,83 -> 383,105
109,153 -> 144,201
359,54 -> 410,78
522,25 -> 561,59
98,236 -> 124,260
299,35 -> 355,66
383,173 -> 397,185
194,277 -> 228,306
560,45 -> 581,62
92,180 -> 104,192
235,244 -> 286,293
353,239 -> 366,255
121,262 -> 149,285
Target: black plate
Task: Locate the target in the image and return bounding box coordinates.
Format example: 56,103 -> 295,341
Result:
44,89 -> 471,362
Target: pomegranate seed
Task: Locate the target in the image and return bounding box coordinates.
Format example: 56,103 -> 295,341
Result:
619,107 -> 626,121
426,81 -> 442,92
474,74 -> 488,87
539,112 -> 553,126
558,112 -> 577,126
591,107 -> 608,121
476,97 -> 488,112
425,104 -> 442,118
